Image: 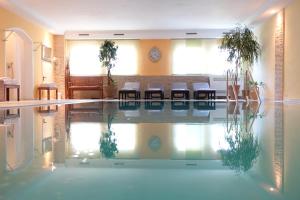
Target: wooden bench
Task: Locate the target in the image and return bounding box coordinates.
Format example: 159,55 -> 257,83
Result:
65,65 -> 104,99
0,79 -> 20,101
38,83 -> 58,100
67,76 -> 103,99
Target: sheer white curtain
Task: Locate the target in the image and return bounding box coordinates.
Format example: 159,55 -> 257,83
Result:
68,40 -> 139,76
172,39 -> 229,75
68,40 -> 103,76
111,40 -> 139,75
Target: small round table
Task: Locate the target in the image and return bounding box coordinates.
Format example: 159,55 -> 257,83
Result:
38,84 -> 58,100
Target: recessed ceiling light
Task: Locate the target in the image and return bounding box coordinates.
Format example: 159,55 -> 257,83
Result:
114,33 -> 125,36
185,32 -> 198,35
78,33 -> 90,36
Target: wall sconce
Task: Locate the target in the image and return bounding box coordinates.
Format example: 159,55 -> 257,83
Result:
6,62 -> 13,69
52,57 -> 58,66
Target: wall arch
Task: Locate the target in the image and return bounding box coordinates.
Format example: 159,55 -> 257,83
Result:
4,27 -> 34,100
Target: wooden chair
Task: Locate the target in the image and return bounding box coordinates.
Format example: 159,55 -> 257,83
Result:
193,82 -> 216,100
67,76 -> 103,99
0,78 -> 20,101
38,83 -> 58,100
171,82 -> 189,100
119,82 -> 141,100
145,82 -> 164,100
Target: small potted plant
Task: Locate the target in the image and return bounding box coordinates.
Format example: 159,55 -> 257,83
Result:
220,25 -> 261,101
99,114 -> 118,158
99,40 -> 118,98
219,128 -> 260,172
245,80 -> 264,100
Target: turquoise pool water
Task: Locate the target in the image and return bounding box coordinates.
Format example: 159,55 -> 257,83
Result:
0,101 -> 299,200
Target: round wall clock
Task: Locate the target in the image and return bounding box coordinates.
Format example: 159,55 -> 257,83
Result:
148,136 -> 161,151
149,47 -> 161,62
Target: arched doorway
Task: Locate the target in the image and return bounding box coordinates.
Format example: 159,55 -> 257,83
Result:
4,28 -> 34,100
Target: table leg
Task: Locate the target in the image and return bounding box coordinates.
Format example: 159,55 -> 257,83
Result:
39,89 -> 41,100
6,88 -> 9,101
47,89 -> 50,100
17,87 -> 20,101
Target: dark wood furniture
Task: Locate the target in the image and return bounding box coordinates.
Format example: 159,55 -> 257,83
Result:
193,101 -> 216,110
145,101 -> 164,110
119,90 -> 141,100
194,90 -> 216,100
145,90 -> 164,99
38,85 -> 58,100
65,66 -> 103,99
171,90 -> 190,100
37,105 -> 58,113
171,101 -> 190,110
119,101 -> 141,110
67,76 -> 103,99
4,84 -> 20,101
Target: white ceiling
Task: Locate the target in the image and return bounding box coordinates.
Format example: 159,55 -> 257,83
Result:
1,0 -> 292,35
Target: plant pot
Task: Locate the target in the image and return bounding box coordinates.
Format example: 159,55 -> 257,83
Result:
228,85 -> 240,100
249,86 -> 259,101
242,90 -> 250,99
103,84 -> 117,99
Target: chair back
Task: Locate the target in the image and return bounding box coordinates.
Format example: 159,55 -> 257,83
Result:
123,82 -> 140,90
148,82 -> 164,91
172,82 -> 187,90
193,82 -> 210,90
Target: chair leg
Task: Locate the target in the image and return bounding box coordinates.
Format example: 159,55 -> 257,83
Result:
6,88 -> 9,101
17,88 -> 20,101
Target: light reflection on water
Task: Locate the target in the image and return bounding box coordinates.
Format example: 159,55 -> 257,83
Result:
0,101 -> 297,200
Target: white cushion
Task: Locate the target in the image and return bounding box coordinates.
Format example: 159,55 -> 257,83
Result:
122,82 -> 140,90
39,82 -> 57,88
0,77 -> 19,85
193,82 -> 210,90
172,82 -> 188,90
148,83 -> 164,91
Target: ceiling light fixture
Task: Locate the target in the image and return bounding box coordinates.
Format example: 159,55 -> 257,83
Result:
185,32 -> 198,35
113,33 -> 125,36
78,33 -> 90,36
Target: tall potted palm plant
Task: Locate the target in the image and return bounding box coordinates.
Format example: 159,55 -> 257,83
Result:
220,26 -> 261,101
99,40 -> 118,98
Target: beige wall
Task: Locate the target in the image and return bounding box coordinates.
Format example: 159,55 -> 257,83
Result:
138,40 -> 172,75
254,0 -> 300,100
0,7 -> 53,98
284,0 -> 300,100
254,15 -> 276,100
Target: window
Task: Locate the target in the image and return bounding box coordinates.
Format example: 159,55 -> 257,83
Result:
111,40 -> 138,75
111,124 -> 136,151
70,122 -> 101,153
173,124 -> 228,152
68,41 -> 102,76
68,40 -> 138,76
172,39 -> 229,75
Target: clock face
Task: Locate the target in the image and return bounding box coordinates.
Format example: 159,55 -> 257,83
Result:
149,47 -> 161,62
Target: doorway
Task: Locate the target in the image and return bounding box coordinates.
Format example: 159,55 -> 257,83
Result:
4,28 -> 34,100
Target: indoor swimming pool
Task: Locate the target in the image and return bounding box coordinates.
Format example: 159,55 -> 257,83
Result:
0,101 -> 298,200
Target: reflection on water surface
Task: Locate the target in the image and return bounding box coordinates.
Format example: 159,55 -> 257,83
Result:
0,101 -> 298,200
